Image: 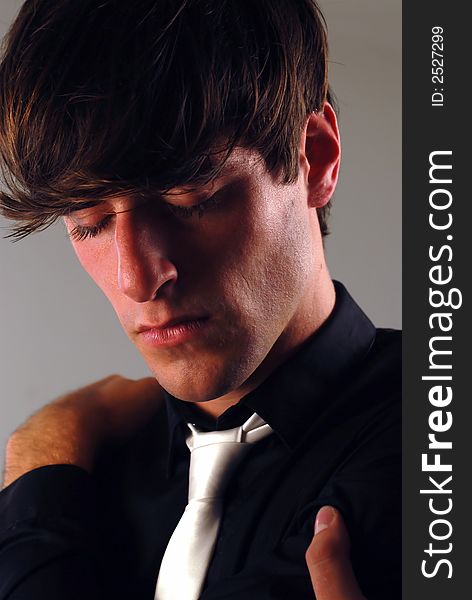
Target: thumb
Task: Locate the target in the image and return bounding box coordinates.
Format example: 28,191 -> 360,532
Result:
305,506 -> 366,600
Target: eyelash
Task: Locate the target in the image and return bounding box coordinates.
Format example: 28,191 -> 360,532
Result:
68,214 -> 113,242
68,193 -> 222,242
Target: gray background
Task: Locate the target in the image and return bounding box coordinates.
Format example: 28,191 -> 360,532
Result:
0,0 -> 401,467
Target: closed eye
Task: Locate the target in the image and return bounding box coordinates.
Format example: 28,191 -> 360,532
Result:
67,213 -> 114,241
164,191 -> 222,219
66,190 -> 223,241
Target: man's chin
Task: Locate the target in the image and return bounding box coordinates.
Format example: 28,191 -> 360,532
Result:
149,363 -> 247,404
156,379 -> 236,403
139,340 -> 261,404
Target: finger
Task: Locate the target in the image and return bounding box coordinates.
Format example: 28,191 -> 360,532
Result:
305,506 -> 366,600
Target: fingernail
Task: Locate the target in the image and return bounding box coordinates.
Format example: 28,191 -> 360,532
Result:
315,506 -> 335,535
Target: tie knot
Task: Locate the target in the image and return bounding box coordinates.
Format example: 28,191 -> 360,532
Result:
186,412 -> 272,452
185,412 -> 273,501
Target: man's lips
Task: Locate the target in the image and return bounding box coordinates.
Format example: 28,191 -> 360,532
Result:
135,315 -> 210,347
136,314 -> 209,333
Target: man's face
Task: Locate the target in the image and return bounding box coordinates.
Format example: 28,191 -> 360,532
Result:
64,147 -> 322,402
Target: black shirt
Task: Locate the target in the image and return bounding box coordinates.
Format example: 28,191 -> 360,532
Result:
0,282 -> 401,599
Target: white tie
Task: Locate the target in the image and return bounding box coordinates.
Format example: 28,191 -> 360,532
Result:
154,412 -> 273,600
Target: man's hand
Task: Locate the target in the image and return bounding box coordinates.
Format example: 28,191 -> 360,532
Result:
2,375 -> 164,489
306,506 -> 367,600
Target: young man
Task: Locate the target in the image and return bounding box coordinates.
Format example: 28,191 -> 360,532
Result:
0,1 -> 400,599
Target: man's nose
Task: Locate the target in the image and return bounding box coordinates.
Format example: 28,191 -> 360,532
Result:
114,211 -> 178,303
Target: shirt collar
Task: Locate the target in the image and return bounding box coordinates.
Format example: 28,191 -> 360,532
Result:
165,281 -> 376,474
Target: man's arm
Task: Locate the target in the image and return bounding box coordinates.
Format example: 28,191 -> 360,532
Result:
0,375 -> 163,599
0,464 -> 104,599
2,375 -> 163,489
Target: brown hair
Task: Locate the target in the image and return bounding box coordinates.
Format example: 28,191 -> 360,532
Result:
0,0 -> 334,240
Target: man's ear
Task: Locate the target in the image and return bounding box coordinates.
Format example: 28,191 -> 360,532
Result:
299,103 -> 341,208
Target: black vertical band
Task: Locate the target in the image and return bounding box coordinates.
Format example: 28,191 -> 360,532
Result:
403,2 -> 470,597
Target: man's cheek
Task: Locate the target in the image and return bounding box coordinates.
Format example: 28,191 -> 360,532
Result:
78,253 -> 117,296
